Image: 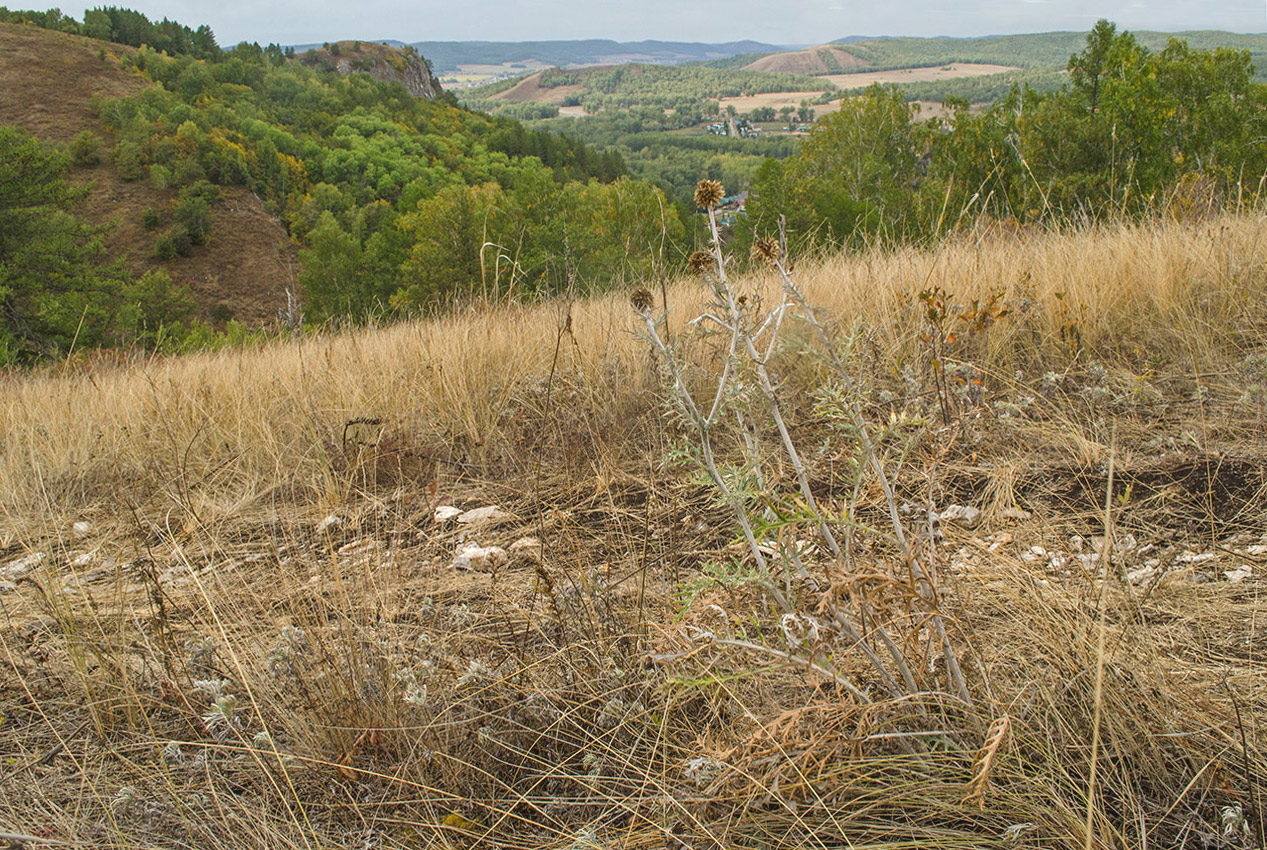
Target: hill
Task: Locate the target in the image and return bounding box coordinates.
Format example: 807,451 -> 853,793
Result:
0,22 -> 295,325
742,43 -> 870,73
2,210 -> 1265,849
293,40 -> 445,99
820,29 -> 1267,78
411,38 -> 788,72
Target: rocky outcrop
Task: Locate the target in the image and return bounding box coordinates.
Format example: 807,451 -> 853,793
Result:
314,42 -> 443,100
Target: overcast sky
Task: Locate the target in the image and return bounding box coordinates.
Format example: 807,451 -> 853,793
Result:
104,0 -> 1267,47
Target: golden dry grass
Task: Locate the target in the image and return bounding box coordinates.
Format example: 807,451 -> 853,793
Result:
2,213 -> 1266,849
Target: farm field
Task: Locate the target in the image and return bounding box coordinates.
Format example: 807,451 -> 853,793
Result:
824,61 -> 1020,89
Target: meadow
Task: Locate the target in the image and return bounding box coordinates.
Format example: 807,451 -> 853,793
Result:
2,208 -> 1265,848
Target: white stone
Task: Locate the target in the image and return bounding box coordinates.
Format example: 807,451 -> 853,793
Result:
4,552 -> 46,578
509,537 -> 543,561
434,505 -> 463,523
72,521 -> 92,538
1225,565 -> 1253,583
1246,544 -> 1267,556
1001,507 -> 1032,521
71,552 -> 95,568
0,581 -> 16,593
1127,565 -> 1159,585
1177,551 -> 1216,565
451,543 -> 509,571
940,505 -> 982,530
316,515 -> 343,535
456,506 -> 511,525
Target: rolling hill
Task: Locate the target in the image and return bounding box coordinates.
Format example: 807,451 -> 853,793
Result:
412,39 -> 789,72
0,22 -> 296,326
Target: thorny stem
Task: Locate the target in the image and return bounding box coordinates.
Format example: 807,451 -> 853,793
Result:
770,255 -> 971,706
635,202 -> 971,709
704,209 -> 923,700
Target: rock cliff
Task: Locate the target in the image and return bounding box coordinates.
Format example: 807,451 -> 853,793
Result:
307,42 -> 444,100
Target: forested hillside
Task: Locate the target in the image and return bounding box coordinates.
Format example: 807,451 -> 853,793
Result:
740,23 -> 1267,257
0,6 -> 686,361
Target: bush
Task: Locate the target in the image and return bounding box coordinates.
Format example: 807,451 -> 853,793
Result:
110,139 -> 145,180
68,131 -> 102,166
155,223 -> 193,259
142,207 -> 160,230
149,164 -> 172,190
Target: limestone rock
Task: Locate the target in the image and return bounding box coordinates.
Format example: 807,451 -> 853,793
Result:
434,505 -> 463,524
457,506 -> 510,525
940,505 -> 982,530
451,543 -> 508,572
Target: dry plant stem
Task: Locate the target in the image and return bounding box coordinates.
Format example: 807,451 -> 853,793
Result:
770,253 -> 971,707
1086,448 -> 1115,850
703,209 -> 923,698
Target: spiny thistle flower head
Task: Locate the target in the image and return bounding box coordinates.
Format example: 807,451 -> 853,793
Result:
630,287 -> 654,314
750,237 -> 781,265
687,250 -> 714,276
694,179 -> 725,209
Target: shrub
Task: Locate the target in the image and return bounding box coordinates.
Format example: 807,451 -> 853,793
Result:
142,207 -> 160,230
68,131 -> 102,166
110,139 -> 145,180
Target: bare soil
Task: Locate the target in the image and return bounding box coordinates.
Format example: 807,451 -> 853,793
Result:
824,62 -> 1019,89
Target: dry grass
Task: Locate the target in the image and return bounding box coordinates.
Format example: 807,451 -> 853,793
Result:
2,213 -> 1266,849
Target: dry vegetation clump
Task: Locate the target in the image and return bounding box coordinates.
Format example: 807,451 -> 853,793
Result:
2,212 -> 1267,849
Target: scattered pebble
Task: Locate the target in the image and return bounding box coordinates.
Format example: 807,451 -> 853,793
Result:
456,506 -> 511,525
0,580 -> 17,594
1246,544 -> 1267,557
1127,565 -> 1159,585
509,536 -> 543,562
434,505 -> 463,523
1001,507 -> 1032,521
941,505 -> 982,530
72,521 -> 92,538
451,543 -> 509,571
4,552 -> 46,578
316,515 -> 343,535
1225,565 -> 1253,583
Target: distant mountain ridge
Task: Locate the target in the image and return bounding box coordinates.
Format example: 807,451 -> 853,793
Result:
409,40 -> 791,71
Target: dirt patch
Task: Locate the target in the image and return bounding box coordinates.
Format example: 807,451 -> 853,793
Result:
716,90 -> 830,114
744,44 -> 869,75
491,66 -> 614,104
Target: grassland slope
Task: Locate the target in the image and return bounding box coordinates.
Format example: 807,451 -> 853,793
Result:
0,22 -> 295,325
1,213 -> 1264,848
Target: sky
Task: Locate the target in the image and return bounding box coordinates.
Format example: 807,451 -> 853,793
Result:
97,0 -> 1267,47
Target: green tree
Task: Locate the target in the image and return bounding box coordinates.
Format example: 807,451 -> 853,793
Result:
0,126 -> 125,361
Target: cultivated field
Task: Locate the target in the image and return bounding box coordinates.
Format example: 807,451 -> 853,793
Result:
824,61 -> 1020,89
717,63 -> 1018,117
2,212 -> 1266,848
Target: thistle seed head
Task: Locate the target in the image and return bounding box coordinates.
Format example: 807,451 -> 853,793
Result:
630,287 -> 654,314
750,237 -> 781,265
687,250 -> 714,276
694,179 -> 724,209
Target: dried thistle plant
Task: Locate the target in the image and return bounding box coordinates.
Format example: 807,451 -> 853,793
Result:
750,236 -> 781,265
693,178 -> 724,209
687,250 -> 714,276
629,287 -> 654,314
